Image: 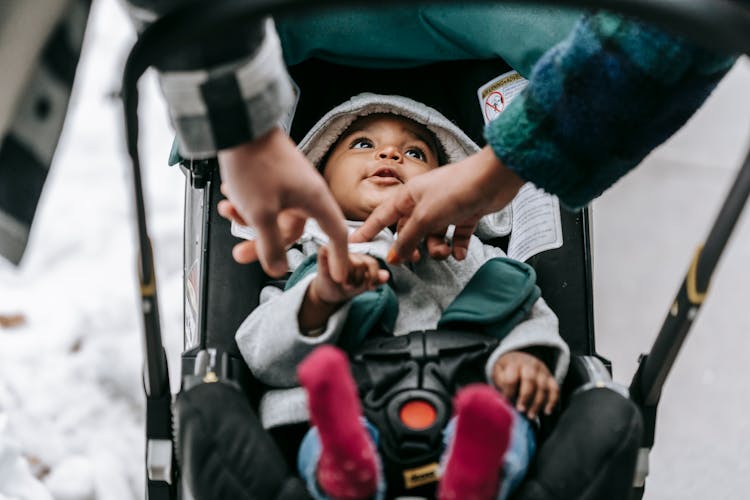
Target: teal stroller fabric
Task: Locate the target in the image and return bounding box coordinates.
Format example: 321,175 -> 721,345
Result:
168,6 -> 581,165
438,257 -> 541,339
277,5 -> 581,77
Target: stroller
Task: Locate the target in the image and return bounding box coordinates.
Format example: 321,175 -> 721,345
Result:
120,1 -> 750,499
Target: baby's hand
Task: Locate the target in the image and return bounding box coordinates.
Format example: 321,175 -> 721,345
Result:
310,246 -> 390,305
492,351 -> 559,419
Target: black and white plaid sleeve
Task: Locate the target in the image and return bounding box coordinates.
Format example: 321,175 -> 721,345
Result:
126,2 -> 295,158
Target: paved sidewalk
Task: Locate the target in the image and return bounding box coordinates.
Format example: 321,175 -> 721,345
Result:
593,58 -> 750,500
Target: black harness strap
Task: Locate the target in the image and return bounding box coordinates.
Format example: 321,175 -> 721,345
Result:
351,330 -> 498,497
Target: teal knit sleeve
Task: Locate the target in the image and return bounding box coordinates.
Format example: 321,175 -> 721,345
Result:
484,11 -> 737,208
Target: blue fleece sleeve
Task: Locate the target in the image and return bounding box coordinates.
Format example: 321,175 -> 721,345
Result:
484,11 -> 737,208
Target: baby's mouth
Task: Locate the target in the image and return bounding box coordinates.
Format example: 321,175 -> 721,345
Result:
368,167 -> 402,185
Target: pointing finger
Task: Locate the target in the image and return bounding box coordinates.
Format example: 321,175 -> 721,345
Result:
304,188 -> 349,284
253,210 -> 288,277
351,188 -> 415,244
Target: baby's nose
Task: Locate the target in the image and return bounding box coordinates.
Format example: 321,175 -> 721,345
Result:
378,145 -> 401,161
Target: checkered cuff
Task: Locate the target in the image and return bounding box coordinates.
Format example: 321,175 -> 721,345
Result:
158,18 -> 295,158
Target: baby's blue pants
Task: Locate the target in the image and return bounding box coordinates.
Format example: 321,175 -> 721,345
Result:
298,411 -> 535,500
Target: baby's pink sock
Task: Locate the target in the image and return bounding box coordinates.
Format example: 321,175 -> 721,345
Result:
297,346 -> 378,500
438,384 -> 514,500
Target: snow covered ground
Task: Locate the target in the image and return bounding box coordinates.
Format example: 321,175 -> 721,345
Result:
0,1 -> 748,499
0,1 -> 182,498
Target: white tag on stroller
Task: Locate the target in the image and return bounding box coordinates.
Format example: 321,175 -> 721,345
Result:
508,183 -> 563,262
476,70 -> 529,125
477,71 -> 563,261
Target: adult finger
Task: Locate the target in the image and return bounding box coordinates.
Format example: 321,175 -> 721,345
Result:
390,206 -> 440,264
317,245 -> 331,280
516,365 -> 538,413
545,379 -> 560,415
366,257 -> 383,288
217,199 -> 248,226
304,188 -> 349,284
426,233 -> 451,260
253,210 -> 288,277
395,218 -> 422,263
232,240 -> 259,264
277,211 -> 308,246
350,189 -> 415,244
451,221 -> 477,261
234,212 -> 306,266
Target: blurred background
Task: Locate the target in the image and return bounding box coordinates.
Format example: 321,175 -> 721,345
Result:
593,51 -> 750,498
0,0 -> 748,498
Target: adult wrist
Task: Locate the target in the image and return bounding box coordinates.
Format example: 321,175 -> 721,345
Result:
476,146 -> 525,213
217,127 -> 286,202
218,126 -> 282,164
160,18 -> 295,159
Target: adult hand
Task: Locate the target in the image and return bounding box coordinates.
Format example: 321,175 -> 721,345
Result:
217,127 -> 349,281
350,146 -> 524,264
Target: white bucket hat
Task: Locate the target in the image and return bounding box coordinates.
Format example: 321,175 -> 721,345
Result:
298,93 -> 481,168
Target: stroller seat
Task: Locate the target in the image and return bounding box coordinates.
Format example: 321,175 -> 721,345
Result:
171,58 -> 643,500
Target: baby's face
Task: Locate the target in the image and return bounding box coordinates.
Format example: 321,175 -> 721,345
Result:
322,115 -> 440,221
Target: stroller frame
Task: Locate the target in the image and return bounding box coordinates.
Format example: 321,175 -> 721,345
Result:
119,1 -> 750,499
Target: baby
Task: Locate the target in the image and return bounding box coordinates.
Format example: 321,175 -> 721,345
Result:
230,94 -> 570,500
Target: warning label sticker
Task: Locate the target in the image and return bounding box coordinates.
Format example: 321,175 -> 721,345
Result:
478,71 -> 562,261
507,183 -> 563,263
477,70 -> 529,125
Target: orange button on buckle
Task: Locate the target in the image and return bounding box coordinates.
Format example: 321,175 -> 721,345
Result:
399,400 -> 437,430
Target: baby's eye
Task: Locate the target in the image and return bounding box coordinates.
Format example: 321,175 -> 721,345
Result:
350,138 -> 373,149
405,148 -> 427,162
